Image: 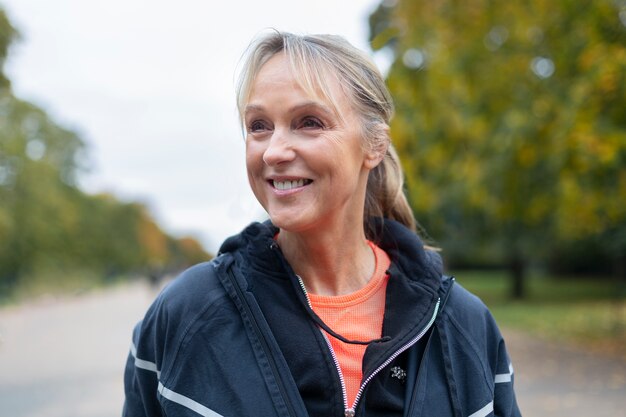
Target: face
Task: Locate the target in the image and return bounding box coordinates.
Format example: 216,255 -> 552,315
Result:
244,53 -> 382,235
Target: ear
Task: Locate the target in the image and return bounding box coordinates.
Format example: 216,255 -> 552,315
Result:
364,144 -> 387,169
364,125 -> 390,169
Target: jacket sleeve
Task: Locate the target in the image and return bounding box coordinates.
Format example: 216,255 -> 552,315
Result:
493,335 -> 522,417
479,296 -> 522,417
122,317 -> 163,417
442,282 -> 522,417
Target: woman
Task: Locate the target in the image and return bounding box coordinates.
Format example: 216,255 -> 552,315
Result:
124,31 -> 522,417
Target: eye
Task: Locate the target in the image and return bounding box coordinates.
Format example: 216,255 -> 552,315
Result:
298,116 -> 324,130
247,120 -> 270,133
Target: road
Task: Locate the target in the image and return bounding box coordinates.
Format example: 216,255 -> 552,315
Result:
502,328 -> 626,417
0,282 -> 155,417
0,281 -> 624,416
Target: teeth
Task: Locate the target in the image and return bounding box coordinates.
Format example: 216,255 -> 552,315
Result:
273,179 -> 308,190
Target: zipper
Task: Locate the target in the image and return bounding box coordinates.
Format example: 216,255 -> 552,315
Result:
297,276 -> 350,413
404,277 -> 455,416
322,330 -> 350,412
227,269 -> 297,417
347,297 -> 440,416
297,275 -> 441,417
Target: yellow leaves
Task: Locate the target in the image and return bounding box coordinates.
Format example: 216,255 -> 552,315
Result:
557,176 -> 590,237
406,177 -> 438,213
389,116 -> 411,151
595,139 -> 618,165
579,44 -> 605,71
518,145 -> 536,168
504,110 -> 527,131
612,171 -> 626,222
177,237 -> 211,265
550,123 -> 625,239
379,0 -> 626,254
137,214 -> 168,266
602,168 -> 626,223
371,26 -> 402,51
570,128 -> 623,169
614,48 -> 626,64
599,66 -> 620,94
556,168 -> 626,240
466,186 -> 491,211
578,43 -> 626,95
526,195 -> 551,225
468,117 -> 489,140
458,155 -> 483,184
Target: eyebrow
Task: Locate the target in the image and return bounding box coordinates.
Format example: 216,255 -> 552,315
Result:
244,101 -> 336,119
288,101 -> 335,116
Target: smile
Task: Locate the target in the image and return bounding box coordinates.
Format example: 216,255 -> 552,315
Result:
271,179 -> 312,190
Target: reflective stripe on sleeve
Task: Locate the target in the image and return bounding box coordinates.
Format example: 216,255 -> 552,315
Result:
130,342 -> 161,378
130,343 -> 222,416
158,382 -> 224,417
468,400 -> 494,417
494,363 -> 514,384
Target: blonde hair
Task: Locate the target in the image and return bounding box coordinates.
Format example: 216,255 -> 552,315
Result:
236,31 -> 417,240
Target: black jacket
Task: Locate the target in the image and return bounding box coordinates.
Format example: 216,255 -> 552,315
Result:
124,220 -> 522,417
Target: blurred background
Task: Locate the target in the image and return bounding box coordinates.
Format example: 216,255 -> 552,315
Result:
0,0 -> 625,416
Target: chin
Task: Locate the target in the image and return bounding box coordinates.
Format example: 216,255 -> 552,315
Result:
267,215 -> 296,231
267,212 -> 312,234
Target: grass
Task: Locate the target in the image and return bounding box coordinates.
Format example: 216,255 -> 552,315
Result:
452,270 -> 626,359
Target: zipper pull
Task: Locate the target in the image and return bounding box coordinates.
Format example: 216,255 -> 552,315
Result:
345,408 -> 355,417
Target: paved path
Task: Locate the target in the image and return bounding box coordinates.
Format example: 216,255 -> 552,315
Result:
0,282 -> 155,417
502,328 -> 626,417
0,282 -> 624,416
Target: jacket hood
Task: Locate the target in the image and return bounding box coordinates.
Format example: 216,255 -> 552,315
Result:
218,218 -> 443,288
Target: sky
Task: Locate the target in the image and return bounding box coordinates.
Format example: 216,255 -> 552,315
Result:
2,0 -> 384,253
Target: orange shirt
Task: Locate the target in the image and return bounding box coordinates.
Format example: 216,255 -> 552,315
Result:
308,241 -> 391,407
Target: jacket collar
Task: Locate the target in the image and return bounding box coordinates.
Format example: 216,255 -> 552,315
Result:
218,218 -> 444,374
218,218 -> 443,285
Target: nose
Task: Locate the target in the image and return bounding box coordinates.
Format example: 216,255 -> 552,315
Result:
262,128 -> 296,166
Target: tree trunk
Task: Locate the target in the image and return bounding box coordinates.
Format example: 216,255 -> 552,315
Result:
612,252 -> 626,334
509,253 -> 526,299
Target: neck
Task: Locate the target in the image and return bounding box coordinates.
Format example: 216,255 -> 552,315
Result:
277,221 -> 375,296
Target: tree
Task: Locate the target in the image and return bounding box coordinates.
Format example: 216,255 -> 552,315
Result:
369,0 -> 626,297
0,8 -> 87,287
0,8 -> 17,88
0,8 -> 210,296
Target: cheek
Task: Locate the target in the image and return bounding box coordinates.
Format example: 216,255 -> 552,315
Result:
245,142 -> 268,205
245,141 -> 264,173
327,138 -> 367,174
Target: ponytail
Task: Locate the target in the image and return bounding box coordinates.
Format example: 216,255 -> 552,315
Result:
364,144 -> 416,240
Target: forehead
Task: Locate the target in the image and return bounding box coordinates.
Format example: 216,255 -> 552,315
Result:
252,53 -> 296,89
248,52 -> 349,116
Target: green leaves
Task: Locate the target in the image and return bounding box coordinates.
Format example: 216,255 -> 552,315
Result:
0,9 -> 209,297
371,0 -> 626,277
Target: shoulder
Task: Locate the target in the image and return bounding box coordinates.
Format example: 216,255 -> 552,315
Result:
150,255 -> 234,324
136,256 -> 237,346
160,260 -> 225,305
444,280 -> 492,322
132,256 -> 239,368
431,280 -> 519,417
438,279 -> 505,362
